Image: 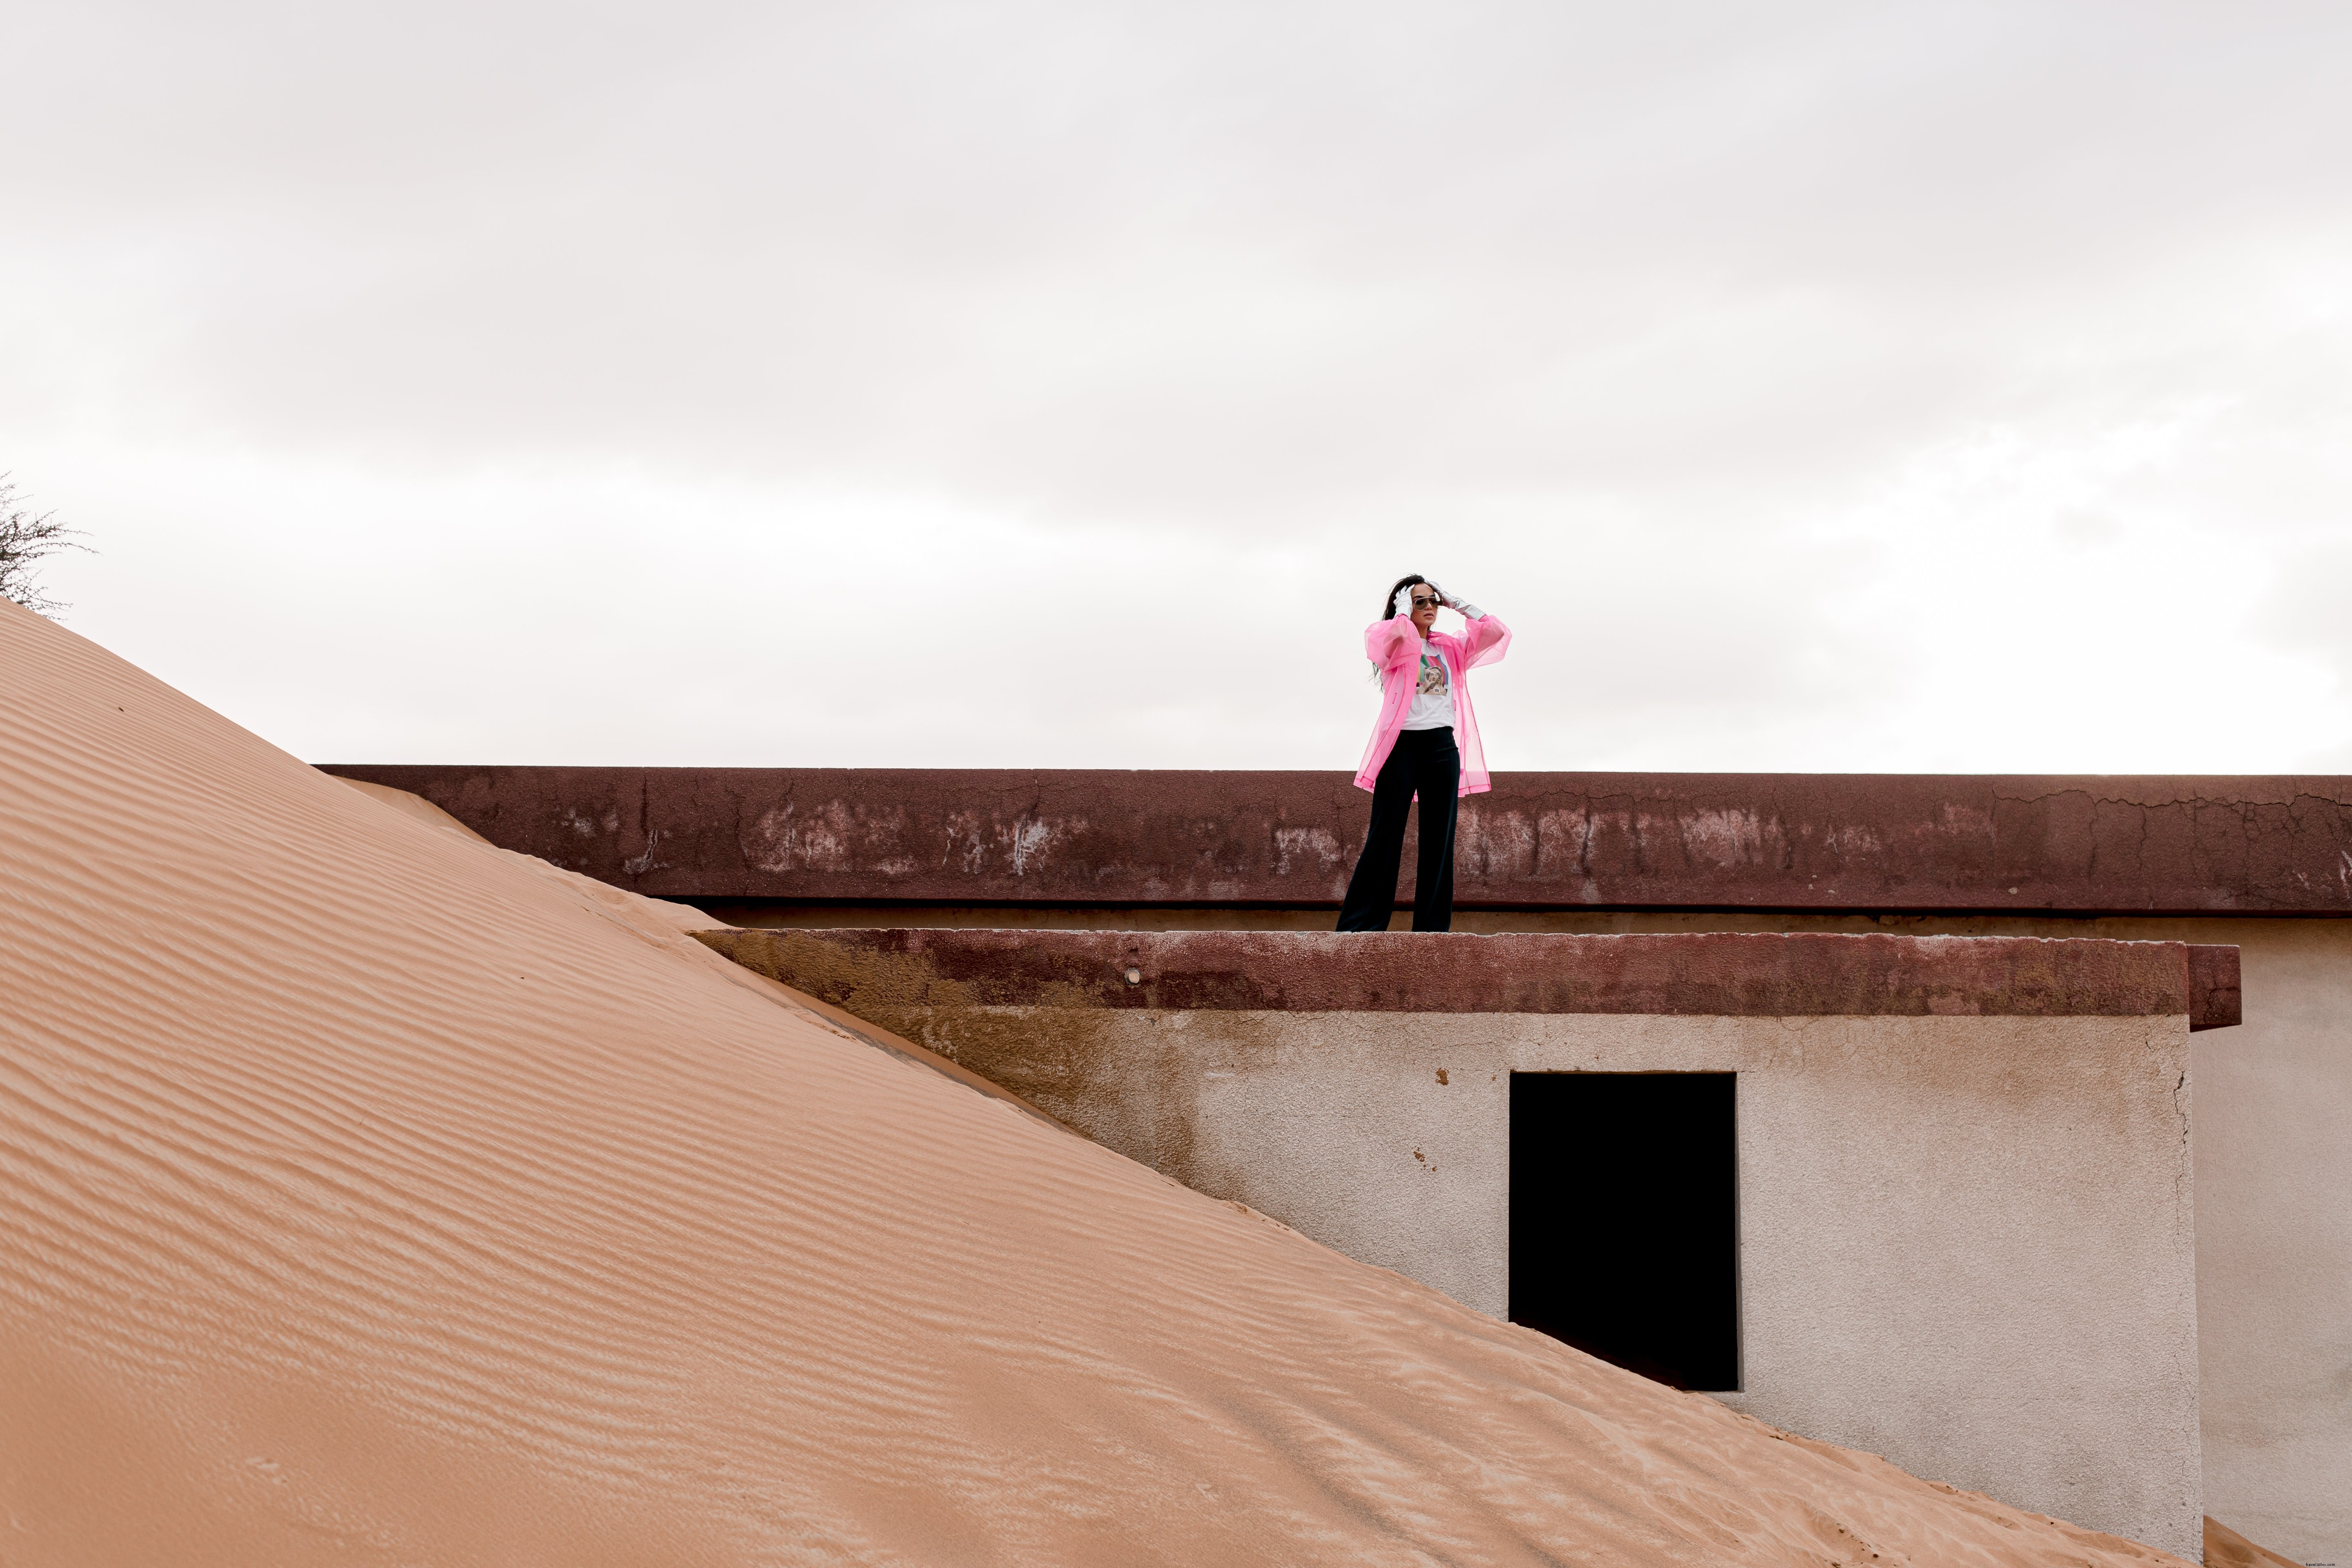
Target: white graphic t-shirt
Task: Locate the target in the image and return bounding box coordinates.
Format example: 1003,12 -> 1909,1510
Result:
1402,639 -> 1457,731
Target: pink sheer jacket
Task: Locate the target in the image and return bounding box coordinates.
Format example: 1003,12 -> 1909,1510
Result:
1353,610 -> 1512,796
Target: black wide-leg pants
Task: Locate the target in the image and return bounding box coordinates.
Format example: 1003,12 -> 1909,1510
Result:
1335,726 -> 1460,932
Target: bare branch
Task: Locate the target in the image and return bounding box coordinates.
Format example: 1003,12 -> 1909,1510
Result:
0,474 -> 94,619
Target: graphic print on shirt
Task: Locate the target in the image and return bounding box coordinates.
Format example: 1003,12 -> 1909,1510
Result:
1417,649 -> 1450,696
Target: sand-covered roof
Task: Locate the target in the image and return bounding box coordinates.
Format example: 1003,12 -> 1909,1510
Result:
0,596 -> 2189,1565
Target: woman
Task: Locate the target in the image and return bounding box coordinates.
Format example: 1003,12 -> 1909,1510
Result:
1335,574 -> 1511,932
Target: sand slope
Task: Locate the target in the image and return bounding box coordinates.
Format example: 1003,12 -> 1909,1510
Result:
0,597 -> 2190,1567
2204,1517 -> 2301,1568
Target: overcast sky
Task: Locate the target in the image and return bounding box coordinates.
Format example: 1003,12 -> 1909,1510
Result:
7,1 -> 2351,773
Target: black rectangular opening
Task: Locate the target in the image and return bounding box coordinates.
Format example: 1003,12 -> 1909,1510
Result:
1509,1071 -> 1740,1391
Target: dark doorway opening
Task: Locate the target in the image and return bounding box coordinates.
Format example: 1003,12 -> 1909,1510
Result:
1509,1071 -> 1740,1391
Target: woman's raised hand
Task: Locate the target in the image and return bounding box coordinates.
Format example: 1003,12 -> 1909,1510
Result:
1430,582 -> 1484,619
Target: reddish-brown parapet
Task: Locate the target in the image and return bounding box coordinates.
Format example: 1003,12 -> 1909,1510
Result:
694,927 -> 2241,1027
318,766 -> 2352,917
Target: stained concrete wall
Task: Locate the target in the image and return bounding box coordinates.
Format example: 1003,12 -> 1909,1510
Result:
318,764 -> 2352,915
2158,918 -> 2352,1568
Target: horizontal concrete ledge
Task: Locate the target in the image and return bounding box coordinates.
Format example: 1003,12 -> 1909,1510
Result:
320,766 -> 2352,917
694,928 -> 2243,1029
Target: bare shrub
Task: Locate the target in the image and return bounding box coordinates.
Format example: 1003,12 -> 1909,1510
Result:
0,476 -> 92,618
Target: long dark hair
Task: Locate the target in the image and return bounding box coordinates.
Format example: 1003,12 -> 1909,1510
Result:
1371,573 -> 1428,677
1382,573 -> 1428,622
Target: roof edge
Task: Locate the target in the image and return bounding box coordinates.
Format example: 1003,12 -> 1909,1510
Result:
697,927 -> 2239,1027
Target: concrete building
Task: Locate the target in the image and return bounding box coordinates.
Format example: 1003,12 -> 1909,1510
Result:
699,924 -> 2228,1555
325,766 -> 2351,1564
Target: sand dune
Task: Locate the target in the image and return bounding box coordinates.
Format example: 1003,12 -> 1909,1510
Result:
0,596 -> 2192,1566
2204,1517 -> 2301,1568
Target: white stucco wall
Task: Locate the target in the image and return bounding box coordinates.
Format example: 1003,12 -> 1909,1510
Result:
900,1006 -> 2201,1558
2152,919 -> 2352,1568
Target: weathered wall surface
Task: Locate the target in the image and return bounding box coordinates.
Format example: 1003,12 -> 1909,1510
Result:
2157,918 -> 2352,1568
699,929 -> 2205,1557
321,765 -> 2352,915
